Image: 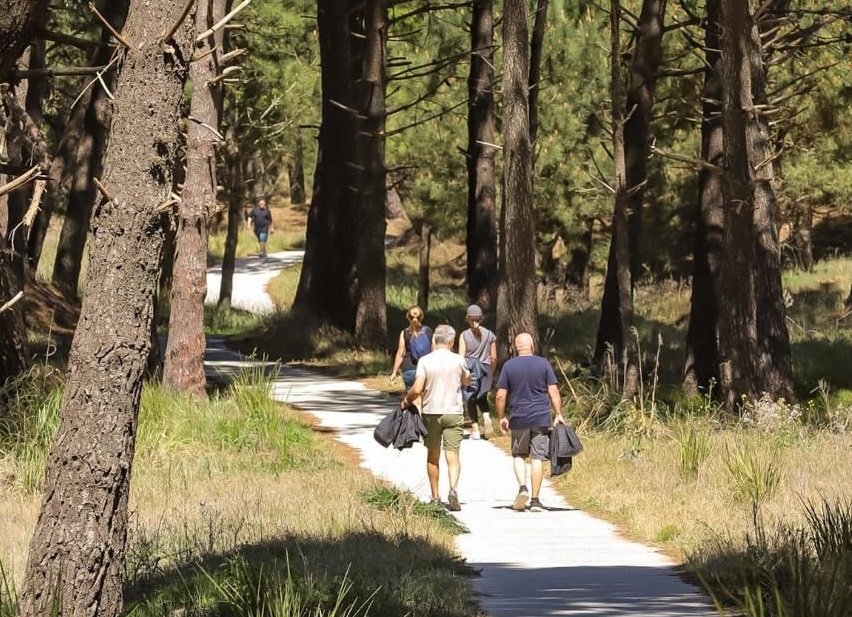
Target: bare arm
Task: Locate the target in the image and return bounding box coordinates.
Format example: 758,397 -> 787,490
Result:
390,331 -> 405,379
401,373 -> 426,408
548,383 -> 564,424
495,387 -> 509,432
458,334 -> 467,357
489,339 -> 497,378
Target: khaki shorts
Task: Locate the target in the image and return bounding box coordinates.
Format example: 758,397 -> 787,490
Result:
423,414 -> 464,452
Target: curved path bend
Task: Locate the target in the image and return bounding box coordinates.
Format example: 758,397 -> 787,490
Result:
205,252 -> 716,617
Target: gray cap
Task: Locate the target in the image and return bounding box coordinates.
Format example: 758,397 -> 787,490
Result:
466,304 -> 483,319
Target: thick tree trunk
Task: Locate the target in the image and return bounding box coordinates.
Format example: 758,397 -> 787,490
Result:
288,131 -> 306,205
352,0 -> 388,348
163,0 -> 226,397
0,0 -> 49,82
683,0 -> 723,395
48,0 -> 128,291
19,2 -> 194,614
594,0 -> 640,399
294,0 -> 358,329
716,0 -> 794,411
497,0 -> 538,362
466,0 -> 498,310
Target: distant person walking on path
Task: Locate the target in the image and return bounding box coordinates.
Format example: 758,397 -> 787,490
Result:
495,332 -> 564,512
248,197 -> 274,257
458,304 -> 497,440
390,305 -> 433,390
400,324 -> 471,511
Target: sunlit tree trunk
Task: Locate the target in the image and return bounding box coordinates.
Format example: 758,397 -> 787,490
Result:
163,0 -> 228,396
465,0 -> 498,309
19,2 -> 195,613
497,0 -> 538,362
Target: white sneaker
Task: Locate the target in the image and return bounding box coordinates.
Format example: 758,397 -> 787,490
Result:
469,432 -> 481,440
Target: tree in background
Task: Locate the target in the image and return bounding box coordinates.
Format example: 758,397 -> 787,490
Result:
715,0 -> 794,410
465,0 -> 498,310
497,0 -> 538,360
19,1 -> 195,612
164,0 -> 232,397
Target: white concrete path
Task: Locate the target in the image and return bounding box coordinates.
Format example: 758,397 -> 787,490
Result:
205,252 -> 717,617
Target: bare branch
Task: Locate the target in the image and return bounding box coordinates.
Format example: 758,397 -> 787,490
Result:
650,145 -> 723,173
0,291 -> 24,314
10,65 -> 108,79
23,179 -> 47,227
163,0 -> 197,43
197,0 -> 252,42
93,177 -> 115,203
89,2 -> 132,49
0,166 -> 41,198
36,27 -> 104,50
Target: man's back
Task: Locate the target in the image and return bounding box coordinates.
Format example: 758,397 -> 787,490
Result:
416,348 -> 468,414
498,355 -> 557,428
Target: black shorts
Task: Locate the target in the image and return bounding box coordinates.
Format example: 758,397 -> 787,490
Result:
510,428 -> 550,460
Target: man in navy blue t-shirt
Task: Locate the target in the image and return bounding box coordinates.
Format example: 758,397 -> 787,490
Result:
495,332 -> 564,512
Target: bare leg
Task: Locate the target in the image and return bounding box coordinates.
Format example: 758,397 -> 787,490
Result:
530,458 -> 544,498
513,457 -> 528,487
427,449 -> 441,499
445,449 -> 460,491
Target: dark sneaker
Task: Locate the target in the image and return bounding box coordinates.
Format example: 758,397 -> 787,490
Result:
512,487 -> 529,511
429,497 -> 441,506
447,489 -> 461,511
528,498 -> 546,512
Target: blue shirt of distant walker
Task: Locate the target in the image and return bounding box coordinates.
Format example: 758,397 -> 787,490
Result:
496,355 -> 558,429
250,205 -> 272,235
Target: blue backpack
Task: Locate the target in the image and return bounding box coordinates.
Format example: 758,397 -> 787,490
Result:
406,327 -> 432,364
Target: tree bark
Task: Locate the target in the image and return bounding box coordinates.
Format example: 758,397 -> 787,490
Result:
0,0 -> 49,82
594,0 -> 640,399
716,0 -> 794,411
528,0 -> 548,154
465,0 -> 498,310
163,0 -> 227,397
352,0 -> 388,348
294,0 -> 358,329
19,2 -> 195,614
218,123 -> 243,308
497,0 -> 538,363
48,0 -> 128,291
683,0 -> 723,395
0,237 -> 27,386
288,131 -> 306,205
418,222 -> 431,312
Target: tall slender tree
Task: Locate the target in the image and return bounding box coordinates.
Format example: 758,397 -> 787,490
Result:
163,0 -> 229,396
19,1 -> 195,613
465,0 -> 498,310
497,0 -> 538,361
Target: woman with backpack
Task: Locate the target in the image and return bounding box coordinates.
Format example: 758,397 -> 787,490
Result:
458,304 -> 498,440
389,305 -> 434,390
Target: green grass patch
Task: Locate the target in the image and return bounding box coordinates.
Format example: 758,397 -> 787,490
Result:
361,484 -> 469,535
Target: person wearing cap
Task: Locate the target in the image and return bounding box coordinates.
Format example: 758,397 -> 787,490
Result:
458,304 -> 498,439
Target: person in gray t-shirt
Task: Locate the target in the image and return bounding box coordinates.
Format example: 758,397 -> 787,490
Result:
458,304 -> 497,439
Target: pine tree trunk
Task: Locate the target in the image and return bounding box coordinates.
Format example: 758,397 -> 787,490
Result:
0,0 -> 49,81
528,0 -> 548,154
497,0 -> 538,362
294,0 -> 358,329
465,0 -> 498,310
352,0 -> 388,348
163,0 -> 226,397
50,0 -> 128,293
288,131 -> 306,205
717,0 -> 794,411
594,0 -> 640,399
218,124 -> 243,308
0,238 -> 27,385
683,0 -> 723,395
19,2 -> 195,614
418,222 -> 431,312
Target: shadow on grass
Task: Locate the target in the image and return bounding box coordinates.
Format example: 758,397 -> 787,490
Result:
125,531 -> 478,617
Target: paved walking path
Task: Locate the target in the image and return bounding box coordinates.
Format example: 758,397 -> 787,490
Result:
205,252 -> 716,617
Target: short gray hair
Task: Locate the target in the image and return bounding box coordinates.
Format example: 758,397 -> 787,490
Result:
433,324 -> 456,345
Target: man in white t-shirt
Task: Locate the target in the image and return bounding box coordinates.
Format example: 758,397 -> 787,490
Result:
400,324 -> 471,511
